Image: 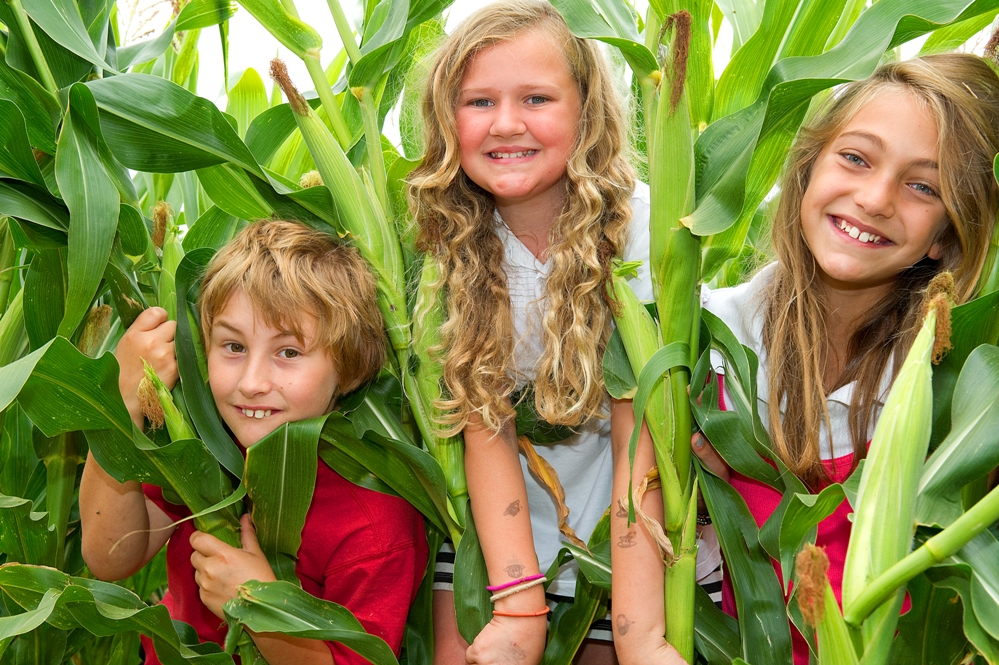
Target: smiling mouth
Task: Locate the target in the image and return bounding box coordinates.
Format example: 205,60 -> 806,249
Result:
831,216 -> 890,245
488,149 -> 537,159
239,408 -> 273,419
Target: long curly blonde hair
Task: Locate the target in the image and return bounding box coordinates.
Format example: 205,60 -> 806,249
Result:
409,0 -> 635,434
764,54 -> 999,487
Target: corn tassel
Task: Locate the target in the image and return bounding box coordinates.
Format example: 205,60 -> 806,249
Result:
841,305 -> 937,659
269,60 -> 408,356
798,544 -> 861,664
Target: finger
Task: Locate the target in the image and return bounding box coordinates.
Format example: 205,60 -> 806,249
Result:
240,514 -> 263,554
691,433 -> 730,481
189,531 -> 226,556
131,307 -> 169,332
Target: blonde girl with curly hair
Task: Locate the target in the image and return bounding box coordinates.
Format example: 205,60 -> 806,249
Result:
408,1 -> 654,663
614,53 -> 999,665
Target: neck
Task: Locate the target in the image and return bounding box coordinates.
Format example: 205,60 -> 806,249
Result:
495,184 -> 567,262
819,277 -> 893,388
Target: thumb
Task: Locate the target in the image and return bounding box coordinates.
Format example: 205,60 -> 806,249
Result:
240,513 -> 263,553
692,433 -> 730,482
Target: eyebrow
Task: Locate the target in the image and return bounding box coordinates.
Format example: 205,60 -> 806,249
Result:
212,321 -> 299,339
837,130 -> 938,170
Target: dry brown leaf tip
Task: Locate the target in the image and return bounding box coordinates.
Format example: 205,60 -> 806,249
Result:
795,543 -> 830,628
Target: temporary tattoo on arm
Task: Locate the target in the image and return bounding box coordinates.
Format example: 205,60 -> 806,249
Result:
508,644 -> 526,661
615,499 -> 628,518
504,499 -> 521,517
504,564 -> 525,578
616,614 -> 634,635
617,531 -> 637,548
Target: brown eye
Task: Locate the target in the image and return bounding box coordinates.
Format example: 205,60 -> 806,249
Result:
224,342 -> 244,353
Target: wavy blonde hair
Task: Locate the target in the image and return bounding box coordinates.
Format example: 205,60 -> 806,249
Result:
199,220 -> 386,398
409,0 -> 635,433
764,54 -> 999,487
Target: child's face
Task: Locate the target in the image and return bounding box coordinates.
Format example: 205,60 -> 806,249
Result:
206,288 -> 338,448
800,89 -> 949,293
455,28 -> 581,212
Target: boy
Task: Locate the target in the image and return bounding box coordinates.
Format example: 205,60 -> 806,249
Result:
80,220 -> 428,665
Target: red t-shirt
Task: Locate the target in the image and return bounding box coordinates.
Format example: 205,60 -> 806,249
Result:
141,460 -> 428,664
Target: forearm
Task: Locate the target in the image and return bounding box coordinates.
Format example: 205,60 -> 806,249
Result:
249,631 -> 334,665
610,399 -> 673,663
463,417 -> 546,614
80,451 -> 155,579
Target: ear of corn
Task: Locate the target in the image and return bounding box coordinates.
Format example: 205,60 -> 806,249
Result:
841,307 -> 936,656
797,544 -> 861,664
270,60 -> 407,355
142,359 -> 197,442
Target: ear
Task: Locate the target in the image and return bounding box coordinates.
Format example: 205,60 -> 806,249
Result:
927,241 -> 944,261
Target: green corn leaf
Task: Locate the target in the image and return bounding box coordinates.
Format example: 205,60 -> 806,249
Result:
0,100 -> 46,188
54,85 -> 119,339
889,573 -> 969,664
693,584 -> 741,664
550,0 -> 657,79
183,206 -> 246,252
319,413 -> 455,538
0,564 -> 233,664
0,404 -> 43,500
541,513 -> 611,665
454,503 -> 489,644
775,483 -> 847,594
244,95 -> 322,166
698,463 -> 793,664
245,418 -> 323,584
226,68 -> 269,139
0,57 -> 60,154
234,0 -> 323,60
920,9 -> 999,54
0,180 -> 68,232
196,163 -> 276,220
23,249 -> 66,350
223,579 -> 398,665
103,240 -> 148,330
21,0 -> 116,73
174,250 -> 245,478
0,494 -> 56,566
177,0 -> 238,32
918,344 -> 999,527
927,569 -> 999,662
714,0 -> 764,51
86,74 -> 264,177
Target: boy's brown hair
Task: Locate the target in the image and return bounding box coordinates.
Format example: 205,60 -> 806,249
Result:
198,220 -> 386,396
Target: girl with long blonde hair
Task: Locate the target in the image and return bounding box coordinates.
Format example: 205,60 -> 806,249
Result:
613,53 -> 999,665
409,1 -> 653,662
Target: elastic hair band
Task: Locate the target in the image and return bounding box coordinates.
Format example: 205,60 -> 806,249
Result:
492,607 -> 551,617
489,576 -> 546,602
486,573 -> 545,592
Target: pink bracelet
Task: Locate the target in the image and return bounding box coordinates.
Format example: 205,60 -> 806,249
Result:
486,574 -> 545,592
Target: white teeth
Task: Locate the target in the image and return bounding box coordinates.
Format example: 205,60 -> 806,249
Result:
241,408 -> 272,418
837,219 -> 883,244
489,150 -> 536,159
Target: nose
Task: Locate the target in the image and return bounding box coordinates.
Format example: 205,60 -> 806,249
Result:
854,174 -> 896,219
238,354 -> 272,397
490,100 -> 526,137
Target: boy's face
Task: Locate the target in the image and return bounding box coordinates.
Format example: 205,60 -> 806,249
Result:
206,288 -> 339,447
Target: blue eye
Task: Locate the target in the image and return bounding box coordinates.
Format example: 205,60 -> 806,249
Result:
910,182 -> 938,197
468,98 -> 492,108
527,95 -> 548,105
842,153 -> 866,166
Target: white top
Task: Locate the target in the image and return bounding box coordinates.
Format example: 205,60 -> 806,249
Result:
701,263 -> 890,461
496,181 -> 653,596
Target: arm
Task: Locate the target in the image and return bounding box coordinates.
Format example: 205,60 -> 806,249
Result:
610,399 -> 688,665
463,411 -> 547,665
80,308 -> 179,579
